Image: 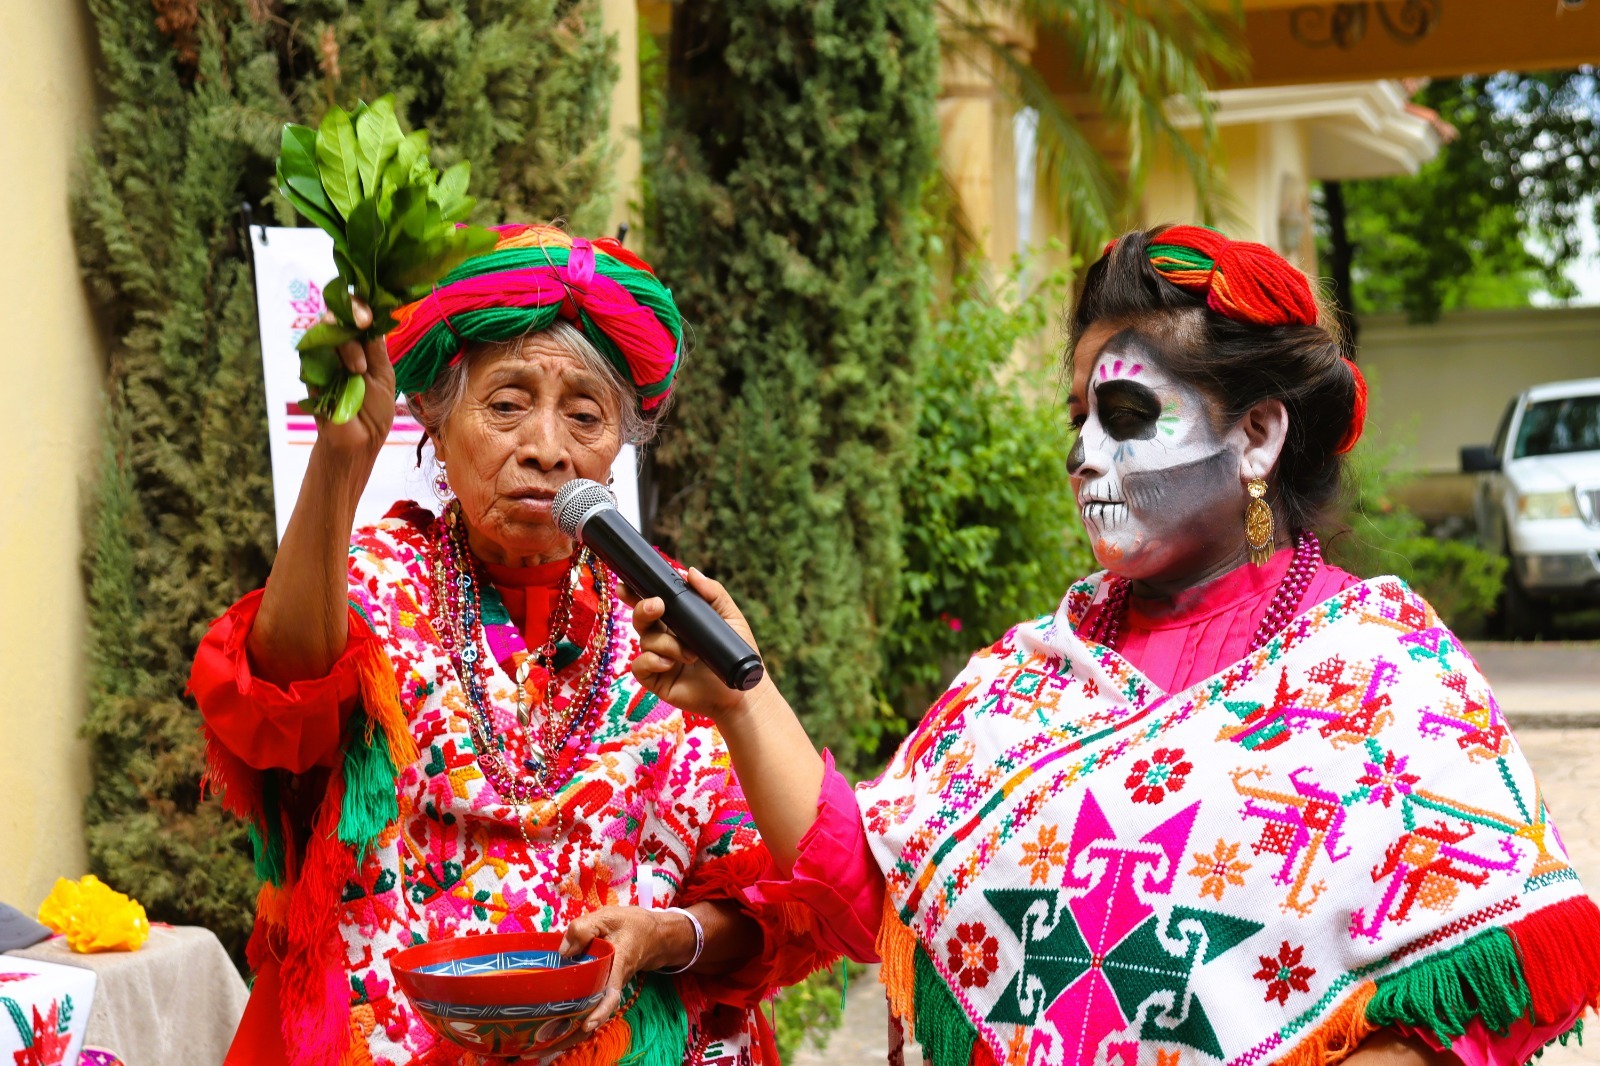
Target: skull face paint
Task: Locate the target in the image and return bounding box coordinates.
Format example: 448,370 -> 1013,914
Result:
1069,327 -> 1244,583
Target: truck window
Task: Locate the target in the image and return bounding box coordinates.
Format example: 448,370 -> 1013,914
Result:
1513,394 -> 1600,459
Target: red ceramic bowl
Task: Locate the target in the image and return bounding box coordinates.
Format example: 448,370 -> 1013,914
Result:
390,932 -> 614,1057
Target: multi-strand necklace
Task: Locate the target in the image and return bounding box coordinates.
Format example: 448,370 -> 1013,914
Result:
431,502 -> 617,824
1083,529 -> 1322,654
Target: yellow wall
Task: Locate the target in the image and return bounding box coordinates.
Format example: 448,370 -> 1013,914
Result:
1359,307 -> 1600,497
603,0 -> 643,250
1141,121 -> 1317,270
0,2 -> 103,909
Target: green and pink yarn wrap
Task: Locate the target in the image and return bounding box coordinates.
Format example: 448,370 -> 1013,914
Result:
386,224 -> 683,411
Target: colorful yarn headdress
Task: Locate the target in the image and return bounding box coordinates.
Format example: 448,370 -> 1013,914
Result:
386,224 -> 682,411
1104,224 -> 1367,454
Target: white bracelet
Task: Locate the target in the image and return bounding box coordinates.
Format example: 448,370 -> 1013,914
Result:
657,906 -> 704,974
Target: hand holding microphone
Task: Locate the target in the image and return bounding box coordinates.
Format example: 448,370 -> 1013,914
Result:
554,480 -> 765,694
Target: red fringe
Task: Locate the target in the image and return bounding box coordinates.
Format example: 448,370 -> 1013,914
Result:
678,844 -> 773,908
278,770 -> 357,1066
677,844 -> 837,1002
202,723 -> 264,823
1508,893 -> 1600,1025
970,1038 -> 1000,1066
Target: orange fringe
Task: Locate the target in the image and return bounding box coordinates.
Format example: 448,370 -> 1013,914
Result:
876,897 -> 918,1027
1274,982 -> 1377,1066
355,639 -> 418,768
256,882 -> 292,928
551,1016 -> 631,1066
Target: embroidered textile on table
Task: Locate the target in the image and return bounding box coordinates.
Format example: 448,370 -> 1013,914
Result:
858,573 -> 1600,1066
202,506 -> 824,1066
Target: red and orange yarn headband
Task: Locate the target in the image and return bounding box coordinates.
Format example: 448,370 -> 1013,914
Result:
1102,225 -> 1367,454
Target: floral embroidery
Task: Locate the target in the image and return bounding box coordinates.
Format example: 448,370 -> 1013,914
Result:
1253,940 -> 1315,1004
946,921 -> 1000,989
1358,749 -> 1420,808
1019,824 -> 1068,885
1188,838 -> 1251,901
865,796 -> 914,835
1124,747 -> 1193,805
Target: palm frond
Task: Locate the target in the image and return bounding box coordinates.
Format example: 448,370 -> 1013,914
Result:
937,0 -> 1245,256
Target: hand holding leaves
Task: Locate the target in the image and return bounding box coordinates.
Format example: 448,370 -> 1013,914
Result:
275,95 -> 496,423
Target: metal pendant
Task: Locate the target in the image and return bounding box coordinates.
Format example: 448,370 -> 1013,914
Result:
1245,478 -> 1275,566
515,657 -> 532,727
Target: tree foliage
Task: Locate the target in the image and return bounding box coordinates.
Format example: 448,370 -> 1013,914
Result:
647,0 -> 941,769
881,259 -> 1093,733
1320,68 -> 1600,322
79,0 -> 615,957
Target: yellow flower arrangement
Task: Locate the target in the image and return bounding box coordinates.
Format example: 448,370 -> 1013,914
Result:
36,874 -> 151,953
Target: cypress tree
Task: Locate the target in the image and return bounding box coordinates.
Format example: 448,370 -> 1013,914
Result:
78,0 -> 616,956
648,0 -> 940,770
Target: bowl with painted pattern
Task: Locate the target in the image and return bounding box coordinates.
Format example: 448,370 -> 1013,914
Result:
390,931 -> 613,1056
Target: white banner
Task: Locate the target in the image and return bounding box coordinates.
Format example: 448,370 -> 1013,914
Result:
249,226 -> 639,543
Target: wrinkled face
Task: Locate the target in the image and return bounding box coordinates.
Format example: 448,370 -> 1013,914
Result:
433,333 -> 625,566
1068,324 -> 1245,582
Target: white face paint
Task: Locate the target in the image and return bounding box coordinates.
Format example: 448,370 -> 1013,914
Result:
1068,327 -> 1246,584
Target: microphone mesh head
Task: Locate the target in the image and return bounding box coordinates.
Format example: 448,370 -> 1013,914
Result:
554,479 -> 615,540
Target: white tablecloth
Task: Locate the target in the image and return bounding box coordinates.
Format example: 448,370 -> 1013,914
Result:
8,925 -> 247,1066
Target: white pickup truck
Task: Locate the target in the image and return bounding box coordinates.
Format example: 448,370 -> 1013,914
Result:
1460,377 -> 1600,637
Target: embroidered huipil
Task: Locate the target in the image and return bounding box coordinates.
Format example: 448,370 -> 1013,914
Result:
193,506 -> 829,1066
756,547 -> 1600,1064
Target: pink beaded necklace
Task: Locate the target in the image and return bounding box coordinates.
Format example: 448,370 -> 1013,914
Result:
1082,529 -> 1322,654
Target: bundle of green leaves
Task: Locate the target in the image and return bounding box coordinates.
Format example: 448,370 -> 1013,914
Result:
276,96 -> 496,421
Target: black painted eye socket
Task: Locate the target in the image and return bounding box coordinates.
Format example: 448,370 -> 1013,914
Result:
1094,379 -> 1161,442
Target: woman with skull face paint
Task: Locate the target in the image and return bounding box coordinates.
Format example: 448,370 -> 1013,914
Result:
627,226 -> 1600,1066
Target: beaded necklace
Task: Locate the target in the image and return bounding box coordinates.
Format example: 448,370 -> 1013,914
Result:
431,502 -> 618,823
1083,529 -> 1322,654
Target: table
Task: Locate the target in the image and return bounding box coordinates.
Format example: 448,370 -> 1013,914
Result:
8,925 -> 248,1066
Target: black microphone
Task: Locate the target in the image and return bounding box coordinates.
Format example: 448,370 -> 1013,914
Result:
554,479 -> 765,691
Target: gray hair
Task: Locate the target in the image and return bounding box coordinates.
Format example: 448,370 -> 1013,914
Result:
406,319 -> 657,449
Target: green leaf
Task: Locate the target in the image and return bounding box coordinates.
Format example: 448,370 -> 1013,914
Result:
388,225 -> 496,291
433,161 -> 469,211
390,130 -> 425,183
388,185 -> 430,246
277,125 -> 343,237
323,277 -> 353,327
345,198 -> 384,300
316,105 -> 362,220
275,169 -> 344,247
296,321 -> 360,351
330,373 -> 367,425
332,246 -> 369,300
355,97 -> 403,199
298,347 -> 340,387
440,193 -> 477,224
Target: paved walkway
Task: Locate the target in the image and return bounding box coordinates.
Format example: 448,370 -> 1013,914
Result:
791,646 -> 1600,1065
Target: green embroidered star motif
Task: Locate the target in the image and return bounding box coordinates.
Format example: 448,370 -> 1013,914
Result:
985,888 -> 1091,1026
983,895 -> 1262,1058
1108,906 -> 1262,1055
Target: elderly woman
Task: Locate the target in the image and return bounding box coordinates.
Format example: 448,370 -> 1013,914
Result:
630,227 -> 1600,1065
191,225 -> 827,1066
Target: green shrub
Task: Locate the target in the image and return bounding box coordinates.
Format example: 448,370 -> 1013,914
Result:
879,261 -> 1094,739
647,0 -> 941,772
1325,446 -> 1506,631
773,961 -> 863,1061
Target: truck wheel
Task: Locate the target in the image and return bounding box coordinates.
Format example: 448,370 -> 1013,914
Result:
1502,568 -> 1549,641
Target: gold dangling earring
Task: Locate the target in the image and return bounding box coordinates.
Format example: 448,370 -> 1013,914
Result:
1245,478 -> 1274,566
